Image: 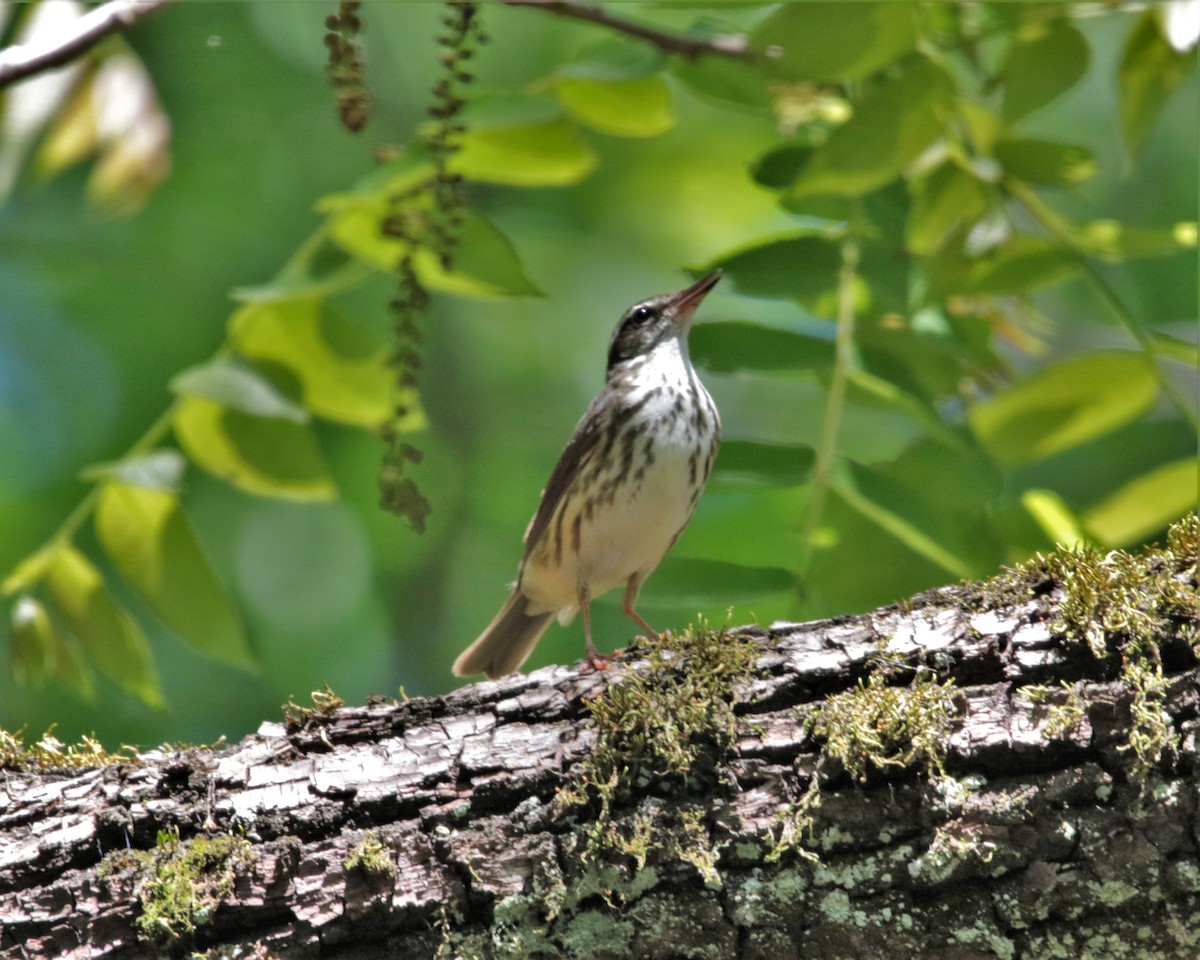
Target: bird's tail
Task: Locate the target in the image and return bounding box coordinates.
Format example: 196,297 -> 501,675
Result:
453,590 -> 556,679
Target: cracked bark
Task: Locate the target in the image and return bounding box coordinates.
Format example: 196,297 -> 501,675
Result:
2,580 -> 1198,960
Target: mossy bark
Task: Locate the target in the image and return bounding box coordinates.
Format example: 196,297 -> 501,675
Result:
2,557 -> 1197,959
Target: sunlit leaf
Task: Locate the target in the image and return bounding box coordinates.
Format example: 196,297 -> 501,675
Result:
781,56 -> 952,204
692,321 -> 834,373
44,544 -> 163,706
329,200 -> 542,298
994,138 -> 1097,186
171,359 -> 309,423
413,211 -> 544,298
173,397 -> 337,501
968,351 -> 1160,467
10,595 -> 94,697
753,2 -> 917,82
1020,490 -> 1088,549
1119,10 -> 1197,157
1070,219 -> 1199,261
927,234 -> 1079,298
96,483 -> 255,671
2,547 -> 56,597
1084,458 -> 1199,547
641,557 -> 797,606
711,441 -> 814,488
1001,19 -> 1090,123
906,159 -> 990,256
80,449 -> 186,492
701,232 -> 842,302
450,118 -> 597,186
555,75 -> 674,138
230,299 -> 418,428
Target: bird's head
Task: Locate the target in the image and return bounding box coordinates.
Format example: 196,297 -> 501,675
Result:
606,269 -> 722,371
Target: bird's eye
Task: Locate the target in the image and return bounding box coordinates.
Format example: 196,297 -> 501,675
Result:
631,305 -> 655,323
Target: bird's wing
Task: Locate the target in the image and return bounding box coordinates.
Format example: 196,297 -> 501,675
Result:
519,400 -> 607,568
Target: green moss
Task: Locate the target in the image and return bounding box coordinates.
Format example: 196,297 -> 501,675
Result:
344,830 -> 394,878
113,827 -> 253,946
0,725 -> 138,771
806,670 -> 956,783
560,618 -> 759,863
282,683 -> 345,730
975,515 -> 1199,779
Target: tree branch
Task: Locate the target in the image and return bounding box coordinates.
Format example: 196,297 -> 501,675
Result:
501,0 -> 748,60
0,0 -> 172,90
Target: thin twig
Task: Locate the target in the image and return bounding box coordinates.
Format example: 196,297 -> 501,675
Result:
501,0 -> 748,60
0,0 -> 173,90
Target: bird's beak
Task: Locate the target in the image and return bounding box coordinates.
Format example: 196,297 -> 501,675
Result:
669,269 -> 722,324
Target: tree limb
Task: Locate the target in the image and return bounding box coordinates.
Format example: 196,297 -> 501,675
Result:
2,565 -> 1197,958
501,0 -> 748,60
0,0 -> 172,90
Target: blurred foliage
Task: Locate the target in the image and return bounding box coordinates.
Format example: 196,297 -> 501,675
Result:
0,1 -> 1195,748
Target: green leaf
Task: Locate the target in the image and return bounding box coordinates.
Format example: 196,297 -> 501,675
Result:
927,234 -> 1079,298
1084,458 -> 1200,547
1119,10 -> 1197,157
43,544 -> 163,707
784,56 -> 954,202
329,200 -> 542,298
672,53 -> 772,111
554,74 -> 674,138
450,118 -> 597,186
232,242 -> 375,303
1147,330 -> 1200,366
640,557 -> 797,607
1001,19 -> 1090,123
95,483 -> 255,671
230,299 -> 418,428
173,397 -> 337,501
557,38 -> 665,82
752,2 -> 917,82
968,351 -> 1160,467
711,441 -> 814,488
702,232 -> 842,303
993,138 -> 1097,186
80,449 -> 187,492
906,159 -> 990,256
413,211 -> 544,298
10,595 -> 94,697
691,320 -> 834,373
833,474 -> 976,579
171,359 -> 309,423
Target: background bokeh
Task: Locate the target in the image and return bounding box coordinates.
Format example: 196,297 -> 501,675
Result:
0,2 -> 1195,750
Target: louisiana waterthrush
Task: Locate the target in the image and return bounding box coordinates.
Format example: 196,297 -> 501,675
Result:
453,270 -> 722,679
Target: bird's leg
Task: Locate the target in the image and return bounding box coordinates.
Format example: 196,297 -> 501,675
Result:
578,584 -> 612,672
621,574 -> 660,642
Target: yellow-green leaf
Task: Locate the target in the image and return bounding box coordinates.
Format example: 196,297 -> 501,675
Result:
994,138 -> 1097,187
413,211 -> 543,298
554,75 -> 674,138
43,545 -> 163,706
80,449 -> 187,492
173,397 -> 337,501
10,595 -> 94,697
231,299 -> 420,428
969,352 -> 1160,467
95,483 -> 255,671
1020,490 -> 1088,550
784,56 -> 954,203
928,235 -> 1079,298
171,359 -> 309,423
2,547 -> 55,597
906,160 -> 990,256
1085,459 -> 1200,547
449,119 -> 597,186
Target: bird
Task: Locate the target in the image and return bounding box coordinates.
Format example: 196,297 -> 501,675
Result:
453,270 -> 723,679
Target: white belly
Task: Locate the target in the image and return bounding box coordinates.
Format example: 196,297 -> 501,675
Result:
520,351 -> 718,618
